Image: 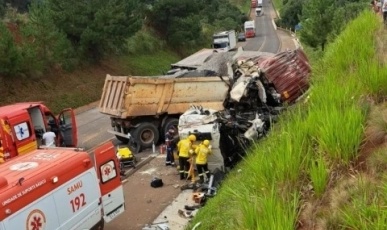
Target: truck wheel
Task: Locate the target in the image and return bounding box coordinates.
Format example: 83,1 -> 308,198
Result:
133,123 -> 159,149
114,125 -> 129,144
163,118 -> 179,137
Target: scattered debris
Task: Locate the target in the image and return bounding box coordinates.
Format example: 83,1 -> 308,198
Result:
178,209 -> 194,219
142,221 -> 170,230
140,168 -> 157,175
150,177 -> 164,188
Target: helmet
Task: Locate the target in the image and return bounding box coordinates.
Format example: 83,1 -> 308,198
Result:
188,134 -> 196,142
168,129 -> 175,134
203,140 -> 210,146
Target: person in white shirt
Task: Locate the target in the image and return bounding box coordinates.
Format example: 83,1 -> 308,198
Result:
42,126 -> 57,147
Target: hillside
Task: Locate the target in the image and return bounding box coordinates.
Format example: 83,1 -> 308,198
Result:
0,50 -> 180,113
188,11 -> 387,230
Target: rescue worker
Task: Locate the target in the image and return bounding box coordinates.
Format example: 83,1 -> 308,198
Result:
194,140 -> 212,183
42,126 -> 57,147
165,129 -> 177,166
177,134 -> 196,180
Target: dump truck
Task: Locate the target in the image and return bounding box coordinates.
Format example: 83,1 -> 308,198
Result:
99,49 -> 310,150
98,75 -> 230,149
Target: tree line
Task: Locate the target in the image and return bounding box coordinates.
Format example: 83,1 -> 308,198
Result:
277,0 -> 369,51
0,0 -> 247,77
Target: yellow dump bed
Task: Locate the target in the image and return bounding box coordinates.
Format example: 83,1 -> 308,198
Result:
98,75 -> 230,119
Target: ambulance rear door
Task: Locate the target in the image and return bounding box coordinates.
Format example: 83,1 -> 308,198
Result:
94,141 -> 125,223
7,113 -> 37,157
57,109 -> 78,147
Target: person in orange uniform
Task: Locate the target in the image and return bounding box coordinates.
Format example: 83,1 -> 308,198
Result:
177,134 -> 196,180
194,140 -> 212,183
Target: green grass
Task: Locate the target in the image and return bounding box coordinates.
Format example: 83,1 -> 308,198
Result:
119,50 -> 180,76
187,10 -> 387,230
229,0 -> 251,15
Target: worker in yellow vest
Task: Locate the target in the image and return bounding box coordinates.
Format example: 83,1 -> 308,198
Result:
177,134 -> 196,180
194,140 -> 212,183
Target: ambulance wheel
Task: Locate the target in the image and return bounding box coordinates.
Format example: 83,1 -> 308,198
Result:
133,122 -> 159,149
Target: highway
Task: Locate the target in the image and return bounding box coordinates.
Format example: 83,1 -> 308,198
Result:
243,0 -> 280,53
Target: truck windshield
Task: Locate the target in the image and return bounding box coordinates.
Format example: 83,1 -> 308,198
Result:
213,43 -> 228,49
213,35 -> 228,39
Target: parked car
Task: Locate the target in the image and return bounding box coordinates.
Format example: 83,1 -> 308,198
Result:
238,32 -> 246,42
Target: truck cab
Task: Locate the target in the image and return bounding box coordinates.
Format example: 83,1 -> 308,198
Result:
0,102 -> 77,162
212,30 -> 237,52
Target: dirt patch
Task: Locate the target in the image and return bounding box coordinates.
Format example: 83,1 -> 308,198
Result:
297,102 -> 387,230
0,59 -> 124,114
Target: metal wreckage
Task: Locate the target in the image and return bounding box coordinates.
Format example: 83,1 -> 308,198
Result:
178,48 -> 311,172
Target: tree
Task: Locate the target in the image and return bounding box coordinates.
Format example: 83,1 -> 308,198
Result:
0,0 -> 5,18
329,1 -> 368,40
279,0 -> 304,30
299,0 -> 335,50
4,0 -> 31,12
46,0 -> 142,60
0,22 -> 21,76
19,0 -> 77,73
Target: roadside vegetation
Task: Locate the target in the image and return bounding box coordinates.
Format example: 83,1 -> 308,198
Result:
188,11 -> 387,229
0,0 -> 246,113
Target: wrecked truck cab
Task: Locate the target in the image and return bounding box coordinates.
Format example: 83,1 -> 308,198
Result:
178,106 -> 271,171
178,106 -> 225,172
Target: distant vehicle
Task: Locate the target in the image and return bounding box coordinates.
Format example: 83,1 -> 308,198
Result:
238,33 -> 246,42
256,6 -> 262,16
251,0 -> 257,8
212,30 -> 237,52
244,21 -> 256,38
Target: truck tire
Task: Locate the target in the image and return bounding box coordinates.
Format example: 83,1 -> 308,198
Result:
133,122 -> 159,149
163,118 -> 179,137
114,125 -> 129,144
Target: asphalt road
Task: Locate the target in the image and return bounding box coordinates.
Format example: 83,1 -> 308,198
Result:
77,108 -> 115,150
243,0 -> 280,53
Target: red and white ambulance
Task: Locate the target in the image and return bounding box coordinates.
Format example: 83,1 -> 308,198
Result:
0,141 -> 124,229
0,102 -> 78,162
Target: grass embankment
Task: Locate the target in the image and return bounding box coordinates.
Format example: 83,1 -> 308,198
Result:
188,11 -> 387,229
0,49 -> 179,114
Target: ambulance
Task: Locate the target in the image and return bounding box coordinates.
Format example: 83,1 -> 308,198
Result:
0,141 -> 125,229
0,102 -> 77,162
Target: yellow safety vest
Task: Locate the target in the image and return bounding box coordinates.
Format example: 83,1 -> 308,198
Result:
195,144 -> 211,164
177,138 -> 192,158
